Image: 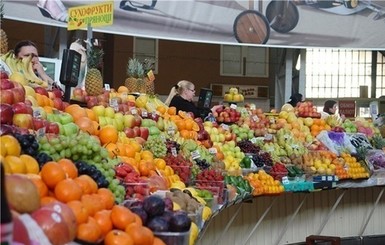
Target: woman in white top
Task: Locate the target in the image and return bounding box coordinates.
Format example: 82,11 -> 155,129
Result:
320,100 -> 345,122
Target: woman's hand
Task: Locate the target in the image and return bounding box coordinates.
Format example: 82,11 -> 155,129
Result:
211,104 -> 223,114
31,56 -> 55,86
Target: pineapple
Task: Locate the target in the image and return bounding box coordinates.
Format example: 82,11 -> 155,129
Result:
125,58 -> 145,93
0,0 -> 9,55
85,46 -> 104,96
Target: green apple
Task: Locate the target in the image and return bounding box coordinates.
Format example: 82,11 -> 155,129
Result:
99,116 -> 107,127
114,112 -> 124,121
114,118 -> 124,131
59,112 -> 74,125
63,122 -> 79,136
123,114 -> 135,128
104,106 -> 115,118
105,117 -> 114,125
92,105 -> 106,119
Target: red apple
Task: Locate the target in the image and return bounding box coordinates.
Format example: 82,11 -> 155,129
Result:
133,115 -> 142,127
12,113 -> 33,129
133,126 -> 141,137
51,88 -> 63,99
134,136 -> 146,145
12,102 -> 33,115
53,98 -> 64,110
0,78 -> 14,90
0,89 -> 14,104
124,127 -> 136,138
32,118 -> 47,130
31,208 -> 71,245
11,87 -> 26,103
139,127 -> 149,140
0,103 -> 14,124
97,93 -> 108,103
46,122 -> 60,134
34,87 -> 49,97
118,103 -> 129,113
0,71 -> 9,80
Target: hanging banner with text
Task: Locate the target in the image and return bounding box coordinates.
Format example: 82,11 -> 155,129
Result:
3,0 -> 385,49
339,100 -> 356,118
67,2 -> 113,30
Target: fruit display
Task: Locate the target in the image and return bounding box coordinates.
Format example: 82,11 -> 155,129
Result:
223,87 -> 244,103
1,66 -> 385,245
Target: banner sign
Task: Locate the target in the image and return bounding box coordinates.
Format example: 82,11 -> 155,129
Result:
68,2 -> 114,30
339,100 -> 356,118
4,1 -> 385,49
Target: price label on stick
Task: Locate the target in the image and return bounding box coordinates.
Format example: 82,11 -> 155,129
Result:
104,84 -> 110,91
191,150 -> 201,160
171,147 -> 177,156
220,123 -> 229,131
130,107 -> 138,115
208,147 -> 217,154
141,109 -> 148,118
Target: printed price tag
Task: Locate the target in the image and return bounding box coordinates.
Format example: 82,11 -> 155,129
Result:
208,147 -> 217,154
327,176 -> 333,181
130,107 -> 138,115
191,150 -> 201,160
141,109 -> 148,118
121,92 -> 128,100
36,127 -> 46,138
220,123 -> 229,131
33,109 -> 41,118
282,176 -> 290,185
269,117 -> 276,124
250,138 -> 258,144
171,147 -> 177,156
167,126 -> 175,136
264,134 -> 273,141
252,115 -> 259,122
147,70 -> 155,82
104,84 -> 110,91
230,104 -> 237,110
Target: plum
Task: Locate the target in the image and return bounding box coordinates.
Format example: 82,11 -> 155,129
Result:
143,195 -> 165,217
130,207 -> 148,225
169,212 -> 191,232
147,216 -> 169,232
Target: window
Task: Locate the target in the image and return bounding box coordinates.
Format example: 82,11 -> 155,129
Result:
305,49 -> 385,98
133,37 -> 158,73
220,45 -> 268,77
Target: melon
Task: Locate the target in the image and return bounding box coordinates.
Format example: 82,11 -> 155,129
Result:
281,103 -> 295,112
5,174 -> 41,213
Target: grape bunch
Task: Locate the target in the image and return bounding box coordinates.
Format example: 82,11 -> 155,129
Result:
251,152 -> 273,167
75,160 -> 109,188
144,137 -> 167,158
37,132 -> 110,163
237,139 -> 261,154
35,152 -> 53,169
194,159 -> 210,170
14,133 -> 40,156
165,139 -> 181,155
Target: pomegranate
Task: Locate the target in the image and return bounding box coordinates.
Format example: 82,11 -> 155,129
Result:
5,174 -> 40,213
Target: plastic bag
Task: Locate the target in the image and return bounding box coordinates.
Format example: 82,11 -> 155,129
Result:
316,130 -> 356,156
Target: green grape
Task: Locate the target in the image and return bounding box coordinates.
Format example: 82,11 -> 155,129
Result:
93,155 -> 102,163
65,149 -> 72,158
72,154 -> 79,161
50,138 -> 60,145
54,144 -> 63,152
38,136 -> 48,144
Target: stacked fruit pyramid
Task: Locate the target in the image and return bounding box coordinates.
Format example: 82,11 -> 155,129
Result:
1,61 -> 384,245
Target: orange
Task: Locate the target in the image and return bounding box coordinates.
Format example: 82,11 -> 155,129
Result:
99,126 -> 118,145
110,205 -> 136,230
74,175 -> 98,195
156,106 -> 167,115
54,178 -> 83,203
167,106 -> 177,115
124,144 -> 136,158
93,210 -> 113,237
105,143 -> 119,158
125,222 -> 154,245
29,175 -> 49,198
4,155 -> 26,174
153,237 -> 166,245
40,196 -> 58,206
40,162 -> 66,189
76,217 -> 102,243
104,230 -> 134,245
67,200 -> 90,225
0,135 -> 21,156
57,158 -> 78,179
97,188 -> 115,210
81,194 -> 105,216
85,108 -> 97,121
20,154 -> 39,174
175,120 -> 185,131
154,158 -> 166,170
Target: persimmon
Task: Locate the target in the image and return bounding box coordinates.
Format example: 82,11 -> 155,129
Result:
93,210 -> 113,237
77,217 -> 102,243
104,229 -> 134,245
97,188 -> 115,210
57,158 -> 78,179
67,200 -> 89,225
152,237 -> 166,245
40,161 -> 66,189
81,194 -> 105,216
110,205 -> 136,230
40,196 -> 58,206
54,178 -> 83,203
125,222 -> 154,245
99,125 -> 118,145
29,175 -> 49,197
74,175 -> 98,195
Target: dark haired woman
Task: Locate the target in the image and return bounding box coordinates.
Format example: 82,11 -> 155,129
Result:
320,100 -> 345,122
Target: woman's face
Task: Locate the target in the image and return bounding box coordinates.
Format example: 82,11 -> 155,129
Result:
183,85 -> 195,101
329,104 -> 337,114
17,46 -> 38,59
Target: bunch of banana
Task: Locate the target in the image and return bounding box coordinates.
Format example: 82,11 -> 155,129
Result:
1,51 -> 48,88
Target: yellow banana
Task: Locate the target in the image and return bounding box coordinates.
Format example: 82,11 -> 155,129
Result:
3,52 -> 18,74
22,56 -> 45,86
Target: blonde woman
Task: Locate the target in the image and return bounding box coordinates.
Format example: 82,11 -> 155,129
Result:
165,80 -> 222,118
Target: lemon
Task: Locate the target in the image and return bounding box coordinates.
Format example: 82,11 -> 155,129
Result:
202,206 -> 212,221
173,202 -> 181,211
0,135 -> 21,157
20,154 -> 40,174
189,222 -> 199,245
